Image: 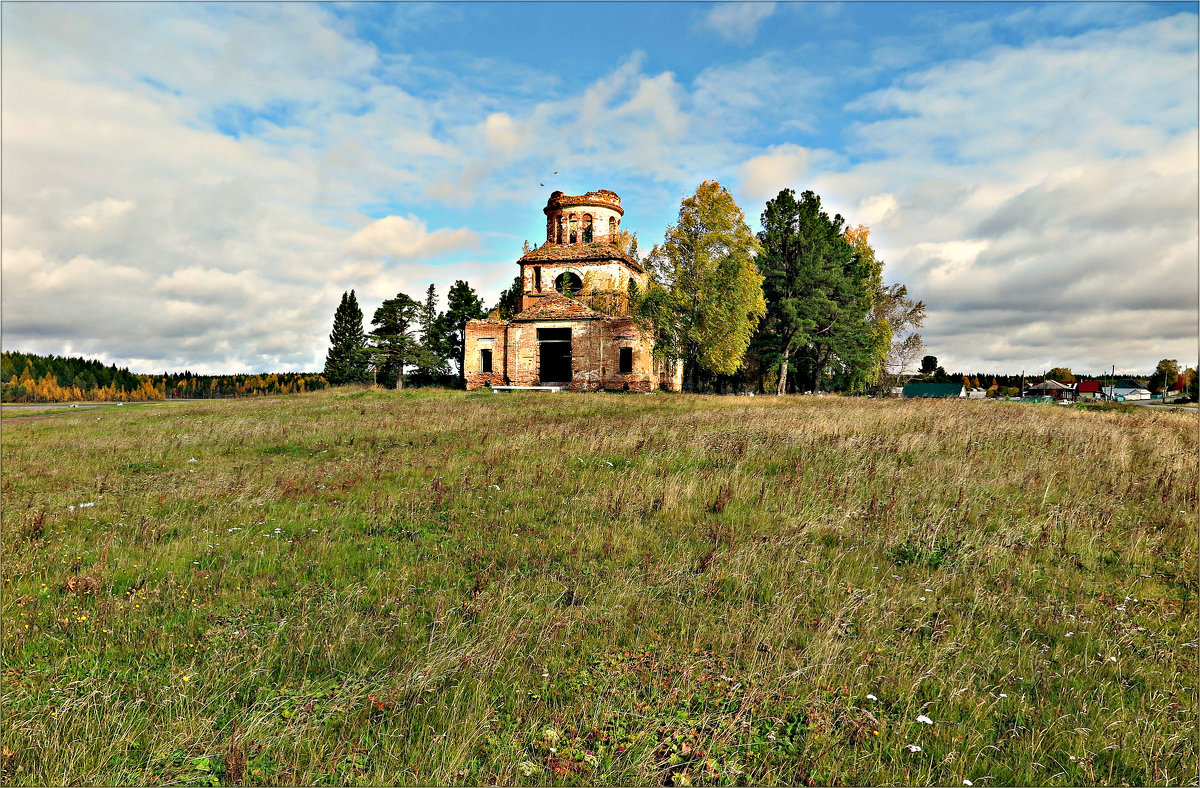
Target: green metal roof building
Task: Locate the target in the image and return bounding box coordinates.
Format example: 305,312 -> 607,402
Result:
902,382 -> 966,398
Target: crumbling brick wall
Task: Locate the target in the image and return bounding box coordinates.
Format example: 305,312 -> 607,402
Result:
463,321 -> 508,389
466,316 -> 659,392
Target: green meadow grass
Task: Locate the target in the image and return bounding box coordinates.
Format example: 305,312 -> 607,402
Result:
1,387 -> 1196,786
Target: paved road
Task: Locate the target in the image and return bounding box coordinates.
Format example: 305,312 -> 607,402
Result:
1127,401 -> 1197,413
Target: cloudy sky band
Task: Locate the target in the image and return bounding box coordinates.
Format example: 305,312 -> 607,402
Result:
2,2 -> 1195,376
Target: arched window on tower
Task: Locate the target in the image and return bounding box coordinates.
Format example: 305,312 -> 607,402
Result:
609,216 -> 617,240
568,213 -> 577,245
557,218 -> 564,244
555,271 -> 583,296
581,214 -> 593,243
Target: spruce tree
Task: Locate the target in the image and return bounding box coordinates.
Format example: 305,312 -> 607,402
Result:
323,290 -> 371,385
411,284 -> 448,383
432,280 -> 486,387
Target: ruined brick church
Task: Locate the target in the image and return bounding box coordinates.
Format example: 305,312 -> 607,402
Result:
464,190 -> 682,392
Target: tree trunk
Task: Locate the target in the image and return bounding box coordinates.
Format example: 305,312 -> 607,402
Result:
776,338 -> 793,395
814,347 -> 830,393
395,363 -> 403,390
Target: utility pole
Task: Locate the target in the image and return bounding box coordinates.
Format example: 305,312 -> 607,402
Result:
1019,369 -> 1024,399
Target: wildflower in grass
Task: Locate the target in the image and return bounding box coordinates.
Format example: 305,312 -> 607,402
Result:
916,715 -> 933,725
518,760 -> 540,776
543,728 -> 560,744
188,458 -> 197,463
866,694 -> 878,701
906,744 -> 921,752
964,780 -> 973,785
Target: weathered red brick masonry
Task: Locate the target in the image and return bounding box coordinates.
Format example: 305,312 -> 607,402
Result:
464,190 -> 683,392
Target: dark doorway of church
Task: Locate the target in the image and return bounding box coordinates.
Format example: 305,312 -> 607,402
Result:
537,328 -> 572,383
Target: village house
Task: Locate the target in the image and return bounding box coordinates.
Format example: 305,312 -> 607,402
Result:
1075,380 -> 1102,401
1023,379 -> 1075,400
464,190 -> 683,392
1102,382 -> 1152,401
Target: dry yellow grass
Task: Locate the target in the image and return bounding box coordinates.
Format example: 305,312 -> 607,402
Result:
1,388 -> 1196,785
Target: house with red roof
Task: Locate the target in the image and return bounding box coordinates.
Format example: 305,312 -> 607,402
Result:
1076,380 -> 1101,401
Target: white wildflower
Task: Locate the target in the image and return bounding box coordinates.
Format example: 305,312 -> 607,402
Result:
916,715 -> 933,725
964,781 -> 973,786
906,744 -> 922,753
188,458 -> 197,463
866,694 -> 878,701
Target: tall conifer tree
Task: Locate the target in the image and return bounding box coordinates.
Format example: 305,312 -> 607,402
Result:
370,293 -> 423,390
432,280 -> 486,387
323,290 -> 371,385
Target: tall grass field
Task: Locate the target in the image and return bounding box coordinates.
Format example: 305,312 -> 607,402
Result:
2,388 -> 1196,786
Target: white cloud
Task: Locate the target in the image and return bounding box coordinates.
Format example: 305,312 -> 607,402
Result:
698,3 -> 777,44
346,216 -> 478,260
810,13 -> 1199,373
1,3 -> 1194,377
67,199 -> 135,231
738,144 -> 841,207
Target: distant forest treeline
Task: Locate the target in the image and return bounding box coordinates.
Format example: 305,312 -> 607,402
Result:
1,352 -> 327,402
159,371 -> 328,399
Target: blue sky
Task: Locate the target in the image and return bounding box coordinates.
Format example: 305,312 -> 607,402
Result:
2,2 -> 1196,376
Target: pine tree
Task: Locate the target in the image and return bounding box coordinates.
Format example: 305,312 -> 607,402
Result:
370,293 -> 424,390
323,290 -> 371,385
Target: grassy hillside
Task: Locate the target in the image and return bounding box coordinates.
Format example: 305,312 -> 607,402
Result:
1,388 -> 1196,786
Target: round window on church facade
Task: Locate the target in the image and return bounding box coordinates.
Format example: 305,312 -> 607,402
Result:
555,272 -> 583,296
